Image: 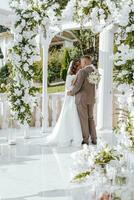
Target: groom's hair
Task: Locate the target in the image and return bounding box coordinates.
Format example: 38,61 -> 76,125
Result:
81,55 -> 92,62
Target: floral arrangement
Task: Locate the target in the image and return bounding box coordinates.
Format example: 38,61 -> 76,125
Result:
8,0 -> 61,125
71,143 -> 134,199
115,109 -> 134,152
87,65 -> 101,85
94,145 -> 121,166
71,144 -> 122,183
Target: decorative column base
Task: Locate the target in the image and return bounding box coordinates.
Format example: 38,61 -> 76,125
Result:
24,128 -> 30,139
41,126 -> 51,135
8,140 -> 17,145
8,129 -> 17,145
22,125 -> 30,139
41,125 -> 47,134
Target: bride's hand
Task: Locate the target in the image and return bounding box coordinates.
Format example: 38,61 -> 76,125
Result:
72,78 -> 77,85
67,91 -> 72,96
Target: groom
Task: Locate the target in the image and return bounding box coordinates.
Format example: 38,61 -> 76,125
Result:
67,55 -> 97,145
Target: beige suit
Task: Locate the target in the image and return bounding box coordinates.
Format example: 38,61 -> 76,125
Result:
71,66 -> 97,143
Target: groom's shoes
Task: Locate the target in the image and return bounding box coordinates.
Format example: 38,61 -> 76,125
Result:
81,140 -> 89,146
91,140 -> 97,145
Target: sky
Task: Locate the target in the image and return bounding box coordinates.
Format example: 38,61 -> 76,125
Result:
0,0 -> 10,11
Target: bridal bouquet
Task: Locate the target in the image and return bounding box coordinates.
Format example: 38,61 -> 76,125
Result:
87,65 -> 101,85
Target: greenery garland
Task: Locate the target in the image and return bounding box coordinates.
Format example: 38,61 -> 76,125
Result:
8,0 -> 63,125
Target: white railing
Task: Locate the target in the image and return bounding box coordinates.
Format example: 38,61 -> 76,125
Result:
0,91 -> 119,129
48,93 -> 65,127
0,92 -> 65,129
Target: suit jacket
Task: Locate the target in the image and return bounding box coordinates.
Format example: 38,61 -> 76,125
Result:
71,65 -> 95,105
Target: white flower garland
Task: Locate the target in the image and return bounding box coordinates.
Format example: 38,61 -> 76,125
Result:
74,0 -> 134,148
8,0 -> 61,125
8,0 -> 133,126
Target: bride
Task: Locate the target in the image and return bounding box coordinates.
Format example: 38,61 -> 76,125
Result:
45,59 -> 83,147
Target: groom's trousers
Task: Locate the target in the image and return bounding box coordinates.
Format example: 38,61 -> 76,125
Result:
77,103 -> 97,143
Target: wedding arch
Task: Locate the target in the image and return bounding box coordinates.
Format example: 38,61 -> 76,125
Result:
0,0 -> 133,144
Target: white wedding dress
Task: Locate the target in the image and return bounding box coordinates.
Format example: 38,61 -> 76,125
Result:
45,74 -> 82,147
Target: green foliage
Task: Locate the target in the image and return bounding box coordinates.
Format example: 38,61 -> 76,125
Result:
0,64 -> 10,92
48,49 -> 62,84
48,85 -> 65,93
72,29 -> 99,65
73,170 -> 92,182
0,25 -> 9,33
94,148 -> 120,166
33,29 -> 100,84
72,145 -> 122,183
55,0 -> 68,15
60,68 -> 67,81
68,47 -> 81,60
115,176 -> 127,186
0,47 -> 4,59
60,48 -> 70,81
111,193 -> 121,200
33,61 -> 42,83
48,46 -> 83,83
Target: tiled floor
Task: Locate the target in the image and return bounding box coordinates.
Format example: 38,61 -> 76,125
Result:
0,129 -> 87,200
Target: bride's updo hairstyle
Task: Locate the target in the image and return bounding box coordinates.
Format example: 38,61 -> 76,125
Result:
69,59 -> 81,75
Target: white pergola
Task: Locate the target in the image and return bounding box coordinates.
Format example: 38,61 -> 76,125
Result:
0,0 -> 117,144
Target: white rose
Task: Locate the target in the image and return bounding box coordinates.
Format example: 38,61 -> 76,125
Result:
23,13 -> 29,18
80,0 -> 89,7
29,70 -> 33,75
122,70 -> 128,75
16,99 -> 21,105
20,107 -> 25,112
24,46 -> 31,54
21,19 -> 26,27
14,88 -> 22,96
28,58 -> 34,65
17,34 -> 23,41
99,8 -> 104,15
23,63 -> 29,72
99,14 -> 105,20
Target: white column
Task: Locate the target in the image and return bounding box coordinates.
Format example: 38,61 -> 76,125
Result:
42,40 -> 50,133
97,29 -> 114,144
41,28 -> 60,133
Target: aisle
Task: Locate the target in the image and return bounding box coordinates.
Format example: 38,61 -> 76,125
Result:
0,130 -> 82,200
